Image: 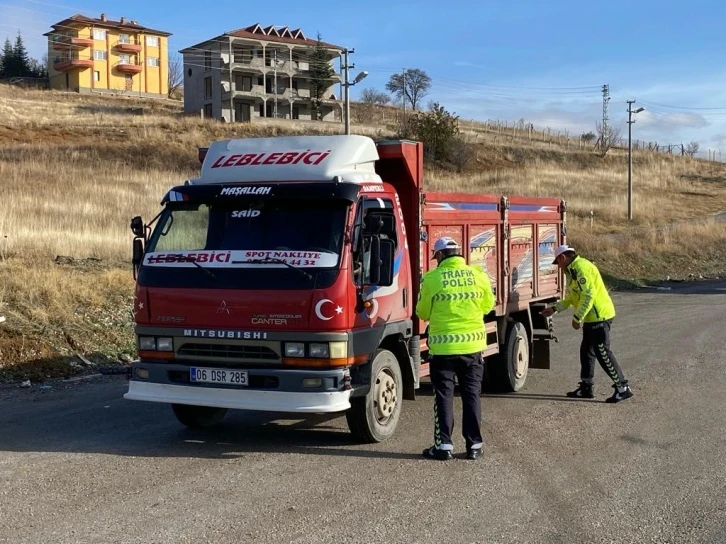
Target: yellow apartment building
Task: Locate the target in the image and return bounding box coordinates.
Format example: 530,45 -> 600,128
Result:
44,13 -> 172,98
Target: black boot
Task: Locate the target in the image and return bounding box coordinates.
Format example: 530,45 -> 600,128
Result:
422,446 -> 452,461
566,381 -> 594,399
606,382 -> 633,403
467,448 -> 482,460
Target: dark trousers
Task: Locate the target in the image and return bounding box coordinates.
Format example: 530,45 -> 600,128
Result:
580,319 -> 627,386
430,352 -> 484,450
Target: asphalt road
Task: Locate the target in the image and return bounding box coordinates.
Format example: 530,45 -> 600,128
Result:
1,282 -> 725,544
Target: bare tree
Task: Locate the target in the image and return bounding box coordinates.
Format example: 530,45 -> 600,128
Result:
359,87 -> 390,106
168,53 -> 183,100
684,141 -> 699,158
595,121 -> 621,156
385,68 -> 431,111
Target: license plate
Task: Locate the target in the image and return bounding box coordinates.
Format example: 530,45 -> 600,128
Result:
190,367 -> 248,386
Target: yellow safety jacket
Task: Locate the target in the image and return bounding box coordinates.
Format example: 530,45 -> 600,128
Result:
416,256 -> 496,356
555,256 -> 615,323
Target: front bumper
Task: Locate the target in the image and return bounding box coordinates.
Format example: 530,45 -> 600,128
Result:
124,381 -> 352,413
123,362 -> 355,413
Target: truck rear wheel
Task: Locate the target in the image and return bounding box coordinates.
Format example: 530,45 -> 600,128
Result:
346,349 -> 402,443
171,404 -> 228,428
484,321 -> 529,393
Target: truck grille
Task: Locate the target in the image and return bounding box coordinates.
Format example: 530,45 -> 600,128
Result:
177,343 -> 279,361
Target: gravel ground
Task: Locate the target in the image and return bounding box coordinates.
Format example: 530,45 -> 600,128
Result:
0,281 -> 724,544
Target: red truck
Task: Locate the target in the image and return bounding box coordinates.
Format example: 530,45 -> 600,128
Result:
124,135 -> 566,442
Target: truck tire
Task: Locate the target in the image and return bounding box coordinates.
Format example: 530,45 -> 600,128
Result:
484,321 -> 529,393
346,349 -> 402,443
171,404 -> 228,428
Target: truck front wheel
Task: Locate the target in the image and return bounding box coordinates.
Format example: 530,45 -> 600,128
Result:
171,404 -> 228,428
346,349 -> 402,443
484,321 -> 529,393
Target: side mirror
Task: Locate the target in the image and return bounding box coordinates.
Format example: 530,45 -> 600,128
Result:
367,236 -> 395,287
368,236 -> 381,285
363,212 -> 395,235
132,238 -> 144,265
132,238 -> 144,279
377,238 -> 395,286
130,216 -> 145,238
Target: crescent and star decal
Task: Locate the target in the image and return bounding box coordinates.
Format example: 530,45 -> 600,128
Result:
314,299 -> 343,321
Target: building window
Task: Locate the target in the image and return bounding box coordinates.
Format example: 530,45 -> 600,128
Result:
204,76 -> 212,98
257,76 -> 263,86
147,56 -> 160,67
94,71 -> 100,82
93,50 -> 107,61
204,51 -> 212,71
146,36 -> 159,47
119,54 -> 131,65
93,29 -> 106,40
204,103 -> 213,118
119,34 -> 130,44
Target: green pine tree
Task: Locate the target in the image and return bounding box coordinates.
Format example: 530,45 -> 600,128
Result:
308,33 -> 337,121
13,31 -> 30,77
1,37 -> 13,78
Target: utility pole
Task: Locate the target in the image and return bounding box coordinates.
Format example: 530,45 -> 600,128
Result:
341,50 -> 368,135
343,48 -> 354,134
228,40 -> 234,122
599,84 -> 610,151
627,100 -> 645,221
273,49 -> 278,119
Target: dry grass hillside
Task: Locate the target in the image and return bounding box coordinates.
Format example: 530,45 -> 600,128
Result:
1,84 -> 725,380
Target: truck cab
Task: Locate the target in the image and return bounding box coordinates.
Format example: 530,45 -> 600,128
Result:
126,135 -> 421,441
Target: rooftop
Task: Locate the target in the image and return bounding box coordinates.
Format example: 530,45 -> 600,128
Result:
43,13 -> 172,37
179,23 -> 344,53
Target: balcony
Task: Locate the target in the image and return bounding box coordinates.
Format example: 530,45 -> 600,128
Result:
114,40 -> 142,53
53,55 -> 93,71
225,58 -> 265,74
290,88 -> 311,100
222,87 -> 267,102
115,60 -> 143,74
52,35 -> 93,50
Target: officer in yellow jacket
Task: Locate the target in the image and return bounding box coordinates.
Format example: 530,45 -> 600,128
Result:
416,237 -> 496,461
541,245 -> 633,403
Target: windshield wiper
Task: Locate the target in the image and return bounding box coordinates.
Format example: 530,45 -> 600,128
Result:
234,257 -> 312,280
176,255 -> 217,280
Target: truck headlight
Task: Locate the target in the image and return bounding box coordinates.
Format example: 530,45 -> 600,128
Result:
284,342 -> 305,357
156,337 -> 173,351
329,341 -> 347,359
309,343 -> 329,358
138,336 -> 156,350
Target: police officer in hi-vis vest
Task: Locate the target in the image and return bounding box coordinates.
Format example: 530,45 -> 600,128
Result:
416,237 -> 496,461
541,244 -> 633,403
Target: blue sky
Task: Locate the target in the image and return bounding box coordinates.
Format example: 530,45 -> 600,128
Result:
3,0 -> 726,157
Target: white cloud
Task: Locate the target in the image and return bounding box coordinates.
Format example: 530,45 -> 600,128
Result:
637,111 -> 709,131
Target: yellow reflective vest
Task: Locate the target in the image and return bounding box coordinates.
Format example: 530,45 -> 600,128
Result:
416,256 -> 496,356
555,256 -> 616,323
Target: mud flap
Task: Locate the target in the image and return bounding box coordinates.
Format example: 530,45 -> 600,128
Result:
530,302 -> 557,370
531,339 -> 552,369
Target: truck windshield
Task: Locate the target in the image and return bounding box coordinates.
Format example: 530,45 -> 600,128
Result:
139,198 -> 349,290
